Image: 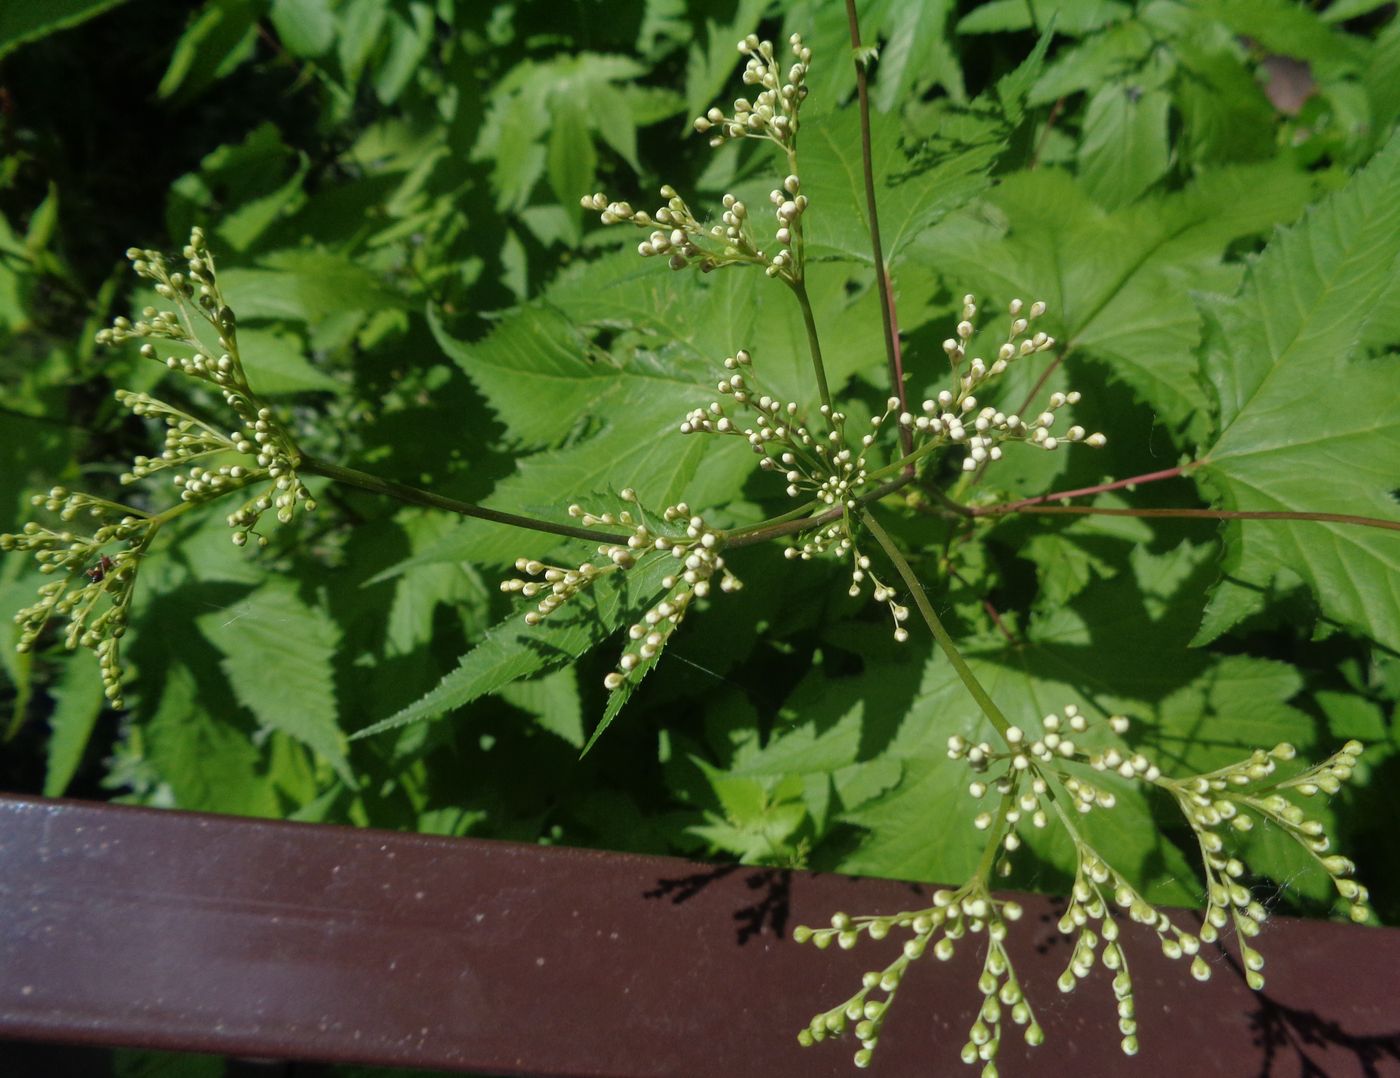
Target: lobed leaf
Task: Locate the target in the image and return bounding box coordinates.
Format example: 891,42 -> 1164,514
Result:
1197,132 -> 1400,650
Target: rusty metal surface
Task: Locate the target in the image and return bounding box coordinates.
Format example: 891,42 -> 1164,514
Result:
1,794 -> 1398,1077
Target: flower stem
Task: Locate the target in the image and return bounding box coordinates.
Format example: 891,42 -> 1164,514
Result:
725,478 -> 907,548
861,509 -> 1011,741
788,278 -> 833,413
843,0 -> 910,456
977,504 -> 1400,531
299,456 -> 629,544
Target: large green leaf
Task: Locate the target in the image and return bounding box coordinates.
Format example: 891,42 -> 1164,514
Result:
1077,84 -> 1171,209
195,580 -> 353,784
800,107 -> 1002,266
1197,133 -> 1400,650
912,162 -> 1314,437
412,242 -> 889,570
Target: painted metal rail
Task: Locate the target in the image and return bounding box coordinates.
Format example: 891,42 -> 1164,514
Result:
2,794 -> 1398,1076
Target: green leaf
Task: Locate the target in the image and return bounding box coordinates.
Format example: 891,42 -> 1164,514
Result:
0,0 -> 129,60
373,1 -> 433,104
353,554 -> 675,739
1077,84 -> 1171,209
957,0 -> 1130,37
546,97 -> 596,243
1197,133 -> 1400,650
236,327 -> 342,395
869,0 -> 964,111
384,510 -> 487,656
195,581 -> 353,784
1196,0 -> 1366,78
268,0 -> 334,57
43,652 -> 105,797
1176,42 -> 1278,168
498,667 -> 585,748
474,53 -> 648,214
1028,21 -> 1154,107
136,662 -> 306,816
221,248 -> 405,322
157,0 -> 259,101
336,0 -> 388,85
994,23 -> 1055,125
800,107 -> 1002,266
913,162 -> 1313,436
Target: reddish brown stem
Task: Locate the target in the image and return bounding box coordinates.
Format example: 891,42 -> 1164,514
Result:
947,564 -> 1020,645
1015,353 -> 1064,421
987,465 -> 1190,514
844,0 -> 911,457
975,504 -> 1400,531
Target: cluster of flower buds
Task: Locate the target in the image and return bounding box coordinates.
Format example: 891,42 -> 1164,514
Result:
912,296 -> 1107,473
96,230 -> 314,546
96,227 -> 234,354
1158,738 -> 1370,971
692,33 -> 811,150
587,36 -> 815,284
605,503 -> 741,691
1053,845 -> 1203,1059
0,488 -> 154,708
679,349 -> 911,639
765,175 -> 807,277
794,886 -> 1036,1071
683,350 -> 896,509
584,178 -> 807,281
580,187 -> 714,271
500,494 -> 742,692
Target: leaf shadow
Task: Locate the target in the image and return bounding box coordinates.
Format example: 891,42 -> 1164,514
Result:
642,863 -> 795,945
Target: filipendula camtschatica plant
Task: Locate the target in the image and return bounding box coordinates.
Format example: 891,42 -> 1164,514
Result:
2,26 -> 1381,1078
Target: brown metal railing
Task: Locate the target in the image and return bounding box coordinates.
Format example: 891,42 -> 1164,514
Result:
2,794 -> 1398,1076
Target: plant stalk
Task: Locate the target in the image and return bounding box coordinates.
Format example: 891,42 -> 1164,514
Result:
788,278 -> 833,413
300,456 -> 629,545
861,509 -> 1012,740
843,0 -> 911,456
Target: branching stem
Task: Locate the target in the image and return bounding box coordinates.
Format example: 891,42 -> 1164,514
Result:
300,456 -> 629,545
861,509 -> 1012,741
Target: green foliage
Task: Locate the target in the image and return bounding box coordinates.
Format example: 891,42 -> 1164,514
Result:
1197,134 -> 1400,651
2,1 -> 1399,1073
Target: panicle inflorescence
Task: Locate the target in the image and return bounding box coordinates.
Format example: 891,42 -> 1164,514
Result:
692,33 -> 811,148
1,228 -> 320,705
801,702 -> 1371,1071
795,886 -> 1038,1073
96,228 -> 315,547
500,491 -> 742,692
584,34 -> 813,285
1156,738 -> 1371,988
909,296 -> 1106,476
678,347 -> 911,640
0,488 -> 157,707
